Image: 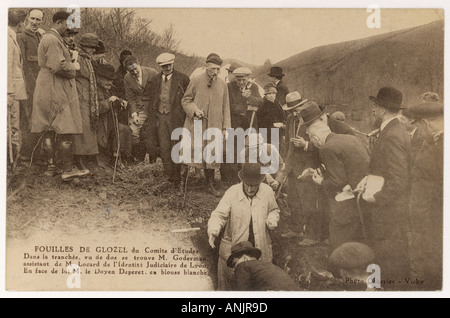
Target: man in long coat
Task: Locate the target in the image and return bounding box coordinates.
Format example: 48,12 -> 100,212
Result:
358,87 -> 411,289
267,66 -> 289,107
407,102 -> 443,291
8,9 -> 28,168
143,53 -> 190,189
17,8 -> 44,160
181,53 -> 231,196
31,11 -> 85,181
123,56 -> 158,163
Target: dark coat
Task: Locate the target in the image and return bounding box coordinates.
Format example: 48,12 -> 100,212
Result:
320,133 -> 370,248
410,125 -> 426,163
16,28 -> 42,99
233,260 -> 300,291
364,118 -> 411,283
144,69 -> 190,131
257,97 -> 285,144
228,81 -> 263,129
275,80 -> 289,106
124,66 -> 158,115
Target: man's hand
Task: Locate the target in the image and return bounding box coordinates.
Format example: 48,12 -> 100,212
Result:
266,219 -> 278,230
354,176 -> 368,194
208,231 -> 218,249
73,62 -> 80,71
270,180 -> 279,191
241,89 -> 251,98
131,112 -> 140,125
108,96 -> 119,103
194,109 -> 204,119
312,170 -> 324,186
291,136 -> 307,149
120,100 -> 128,110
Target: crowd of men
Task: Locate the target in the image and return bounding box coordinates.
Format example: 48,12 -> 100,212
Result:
8,9 -> 443,292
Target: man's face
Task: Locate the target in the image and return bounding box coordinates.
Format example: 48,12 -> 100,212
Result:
235,75 -> 250,89
206,63 -> 221,79
98,77 -> 113,90
306,121 -> 325,148
265,92 -> 276,103
161,63 -> 174,75
268,76 -> 277,85
82,46 -> 96,55
28,10 -> 43,32
127,63 -> 140,78
398,114 -> 416,132
371,103 -> 384,128
55,19 -> 69,36
243,183 -> 259,197
63,34 -> 76,47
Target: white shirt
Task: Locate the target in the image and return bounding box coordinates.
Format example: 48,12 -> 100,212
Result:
162,73 -> 173,82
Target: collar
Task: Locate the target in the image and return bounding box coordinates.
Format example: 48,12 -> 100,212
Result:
275,79 -> 281,86
409,127 -> 417,137
380,116 -> 397,131
25,27 -> 41,37
237,183 -> 261,202
162,72 -> 173,81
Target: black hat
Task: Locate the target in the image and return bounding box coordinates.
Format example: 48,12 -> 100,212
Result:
227,241 -> 262,268
238,163 -> 265,186
206,53 -> 223,66
369,86 -> 404,110
95,63 -> 116,80
300,101 -> 326,126
119,49 -> 132,62
268,66 -> 284,77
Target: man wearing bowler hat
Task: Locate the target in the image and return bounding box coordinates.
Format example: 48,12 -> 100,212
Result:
207,163 -> 280,290
407,102 -> 443,291
300,101 -> 370,250
227,241 -> 300,291
268,66 -> 290,106
356,86 -> 412,289
142,52 -> 190,190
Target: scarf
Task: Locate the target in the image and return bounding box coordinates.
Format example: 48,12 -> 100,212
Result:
79,52 -> 99,130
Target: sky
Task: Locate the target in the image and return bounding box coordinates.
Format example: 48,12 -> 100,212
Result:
135,8 -> 443,65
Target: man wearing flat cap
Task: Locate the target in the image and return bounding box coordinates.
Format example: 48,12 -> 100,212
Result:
142,53 -> 190,190
71,33 -> 102,174
268,66 -> 290,106
181,53 -> 231,197
123,56 -> 158,163
227,241 -> 300,291
301,101 -> 370,250
31,11 -> 84,181
220,66 -> 263,185
96,63 -> 132,166
407,102 -> 443,291
207,163 -> 280,290
356,86 -> 412,289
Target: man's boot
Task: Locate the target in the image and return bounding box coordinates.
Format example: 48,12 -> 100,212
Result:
59,139 -> 89,181
205,169 -> 222,197
43,137 -> 57,177
73,155 -> 90,175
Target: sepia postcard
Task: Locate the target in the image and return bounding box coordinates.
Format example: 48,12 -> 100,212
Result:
2,3 -> 447,297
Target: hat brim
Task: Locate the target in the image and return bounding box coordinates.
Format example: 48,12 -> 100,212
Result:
226,247 -> 262,268
282,99 -> 308,111
268,73 -> 285,77
301,109 -> 326,126
369,96 -> 406,109
238,169 -> 265,186
158,61 -> 174,66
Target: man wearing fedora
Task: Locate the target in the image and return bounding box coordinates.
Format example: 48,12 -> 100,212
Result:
357,86 -> 412,288
407,102 -> 443,291
227,241 -> 300,291
268,66 -> 289,107
124,55 -> 158,163
301,101 -> 370,250
181,53 -> 231,197
280,93 -> 323,245
143,52 -> 190,190
207,163 -> 280,290
95,63 -> 132,166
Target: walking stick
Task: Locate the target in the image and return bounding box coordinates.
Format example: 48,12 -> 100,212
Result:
111,105 -> 121,183
275,175 -> 288,199
356,192 -> 368,241
182,166 -> 190,210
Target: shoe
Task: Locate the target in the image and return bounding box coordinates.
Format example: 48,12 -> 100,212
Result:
281,230 -> 304,239
62,167 -> 82,181
297,238 -> 320,247
207,183 -> 222,197
44,164 -> 61,177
